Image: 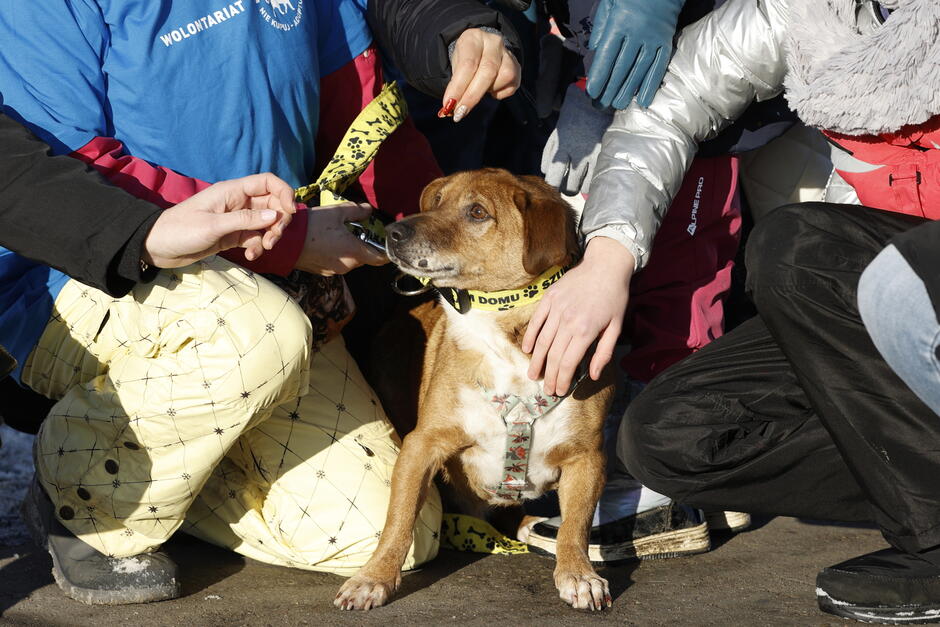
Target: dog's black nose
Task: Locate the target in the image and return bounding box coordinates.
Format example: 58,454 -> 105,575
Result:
386,221 -> 415,243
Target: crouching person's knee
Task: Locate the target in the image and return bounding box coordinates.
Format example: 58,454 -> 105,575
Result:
744,204 -> 813,305
154,257 -> 313,411
228,270 -> 312,409
615,375 -> 694,502
745,202 -> 877,314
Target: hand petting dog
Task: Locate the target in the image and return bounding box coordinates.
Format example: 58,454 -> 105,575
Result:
523,237 -> 635,397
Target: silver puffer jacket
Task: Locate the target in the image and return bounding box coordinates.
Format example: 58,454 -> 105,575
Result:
580,0 -> 932,270
581,0 -> 789,269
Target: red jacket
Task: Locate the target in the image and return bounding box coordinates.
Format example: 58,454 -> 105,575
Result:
825,116 -> 940,219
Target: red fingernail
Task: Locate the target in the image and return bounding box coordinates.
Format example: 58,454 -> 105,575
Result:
437,98 -> 457,118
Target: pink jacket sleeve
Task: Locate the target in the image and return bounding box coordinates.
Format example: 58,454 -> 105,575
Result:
70,136 -> 307,276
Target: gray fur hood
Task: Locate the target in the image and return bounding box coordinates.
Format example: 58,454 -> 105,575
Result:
785,0 -> 940,135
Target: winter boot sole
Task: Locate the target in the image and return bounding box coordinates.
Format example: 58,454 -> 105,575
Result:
817,588 -> 940,625
21,479 -> 179,605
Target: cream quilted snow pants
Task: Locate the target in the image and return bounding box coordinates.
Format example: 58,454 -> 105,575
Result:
23,257 -> 440,574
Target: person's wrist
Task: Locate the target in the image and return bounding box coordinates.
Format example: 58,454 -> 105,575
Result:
583,237 -> 635,281
140,236 -> 157,267
132,213 -> 163,277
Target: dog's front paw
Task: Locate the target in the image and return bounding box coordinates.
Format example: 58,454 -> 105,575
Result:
555,570 -> 611,611
334,573 -> 398,611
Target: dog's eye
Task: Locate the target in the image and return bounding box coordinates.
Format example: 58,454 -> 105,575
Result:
434,191 -> 442,205
467,204 -> 489,221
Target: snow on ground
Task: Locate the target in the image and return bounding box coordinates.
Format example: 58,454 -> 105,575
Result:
0,424 -> 35,547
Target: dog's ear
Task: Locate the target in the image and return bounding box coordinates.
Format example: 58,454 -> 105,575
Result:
516,175 -> 580,275
419,177 -> 446,213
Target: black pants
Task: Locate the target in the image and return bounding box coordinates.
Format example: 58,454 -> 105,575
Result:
621,202 -> 940,554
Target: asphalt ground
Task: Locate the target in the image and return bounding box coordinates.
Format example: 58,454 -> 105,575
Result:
1,513 -> 885,626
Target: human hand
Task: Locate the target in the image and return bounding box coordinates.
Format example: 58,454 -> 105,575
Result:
541,84 -> 614,195
522,237 -> 635,396
142,172 -> 296,269
586,0 -> 684,110
443,27 -> 521,122
294,202 -> 388,276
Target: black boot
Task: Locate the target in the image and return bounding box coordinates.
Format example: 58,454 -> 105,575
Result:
817,546 -> 940,624
21,476 -> 180,605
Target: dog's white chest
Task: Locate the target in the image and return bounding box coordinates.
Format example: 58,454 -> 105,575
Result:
446,309 -> 573,502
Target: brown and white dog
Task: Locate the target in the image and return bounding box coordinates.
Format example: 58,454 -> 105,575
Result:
334,168 -> 614,611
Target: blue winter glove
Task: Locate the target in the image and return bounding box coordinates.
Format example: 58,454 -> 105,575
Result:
586,0 -> 685,110
541,84 -> 614,195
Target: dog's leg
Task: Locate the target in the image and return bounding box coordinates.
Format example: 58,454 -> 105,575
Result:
554,450 -> 611,610
334,429 -> 457,611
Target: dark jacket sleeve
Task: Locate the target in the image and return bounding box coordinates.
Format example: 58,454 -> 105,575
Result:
0,112 -> 160,297
367,0 -> 523,98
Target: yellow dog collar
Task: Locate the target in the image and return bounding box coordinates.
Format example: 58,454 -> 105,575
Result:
428,264 -> 569,314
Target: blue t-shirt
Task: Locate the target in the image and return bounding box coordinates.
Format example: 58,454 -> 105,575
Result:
0,0 -> 370,381
317,0 -> 371,76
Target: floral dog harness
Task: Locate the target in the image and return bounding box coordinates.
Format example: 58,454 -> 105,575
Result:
480,377 -> 583,501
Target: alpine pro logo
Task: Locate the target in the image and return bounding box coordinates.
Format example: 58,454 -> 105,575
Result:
256,0 -> 303,31
687,176 -> 705,236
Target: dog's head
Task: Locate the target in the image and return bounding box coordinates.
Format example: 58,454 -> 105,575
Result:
385,168 -> 579,292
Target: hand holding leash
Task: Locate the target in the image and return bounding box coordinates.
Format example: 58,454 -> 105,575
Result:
294,202 -> 388,276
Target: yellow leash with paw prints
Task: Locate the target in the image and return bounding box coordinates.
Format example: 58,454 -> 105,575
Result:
441,513 -> 529,555
267,84 -> 405,350
293,82 -> 403,241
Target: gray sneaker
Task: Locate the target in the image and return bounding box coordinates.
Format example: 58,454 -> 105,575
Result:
21,476 -> 180,605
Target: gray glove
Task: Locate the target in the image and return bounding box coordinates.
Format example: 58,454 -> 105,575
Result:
540,84 -> 614,195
